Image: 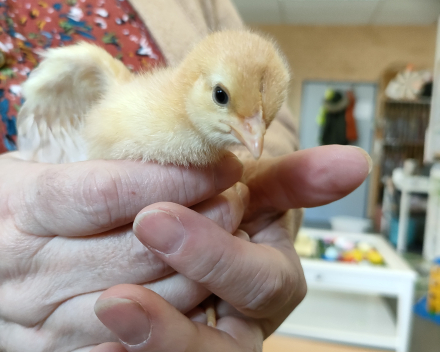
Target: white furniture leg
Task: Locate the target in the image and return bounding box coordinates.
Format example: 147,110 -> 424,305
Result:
396,281 -> 415,352
423,163 -> 440,260
397,189 -> 410,253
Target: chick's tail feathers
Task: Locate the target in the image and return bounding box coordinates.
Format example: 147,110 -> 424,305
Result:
17,42 -> 133,163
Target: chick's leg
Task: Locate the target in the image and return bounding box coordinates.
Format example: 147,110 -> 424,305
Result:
203,295 -> 217,328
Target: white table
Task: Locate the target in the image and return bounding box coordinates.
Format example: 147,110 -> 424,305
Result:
391,167 -> 429,253
276,228 -> 417,352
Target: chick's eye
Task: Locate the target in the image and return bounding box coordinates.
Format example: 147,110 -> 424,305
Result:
213,86 -> 229,106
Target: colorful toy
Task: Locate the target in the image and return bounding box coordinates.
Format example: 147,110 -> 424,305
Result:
334,237 -> 355,251
323,246 -> 339,261
358,242 -> 373,253
342,248 -> 364,263
294,231 -> 386,266
294,232 -> 317,258
427,258 -> 440,314
366,249 -> 384,265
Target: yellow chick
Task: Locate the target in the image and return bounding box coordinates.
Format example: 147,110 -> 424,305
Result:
17,30 -> 290,166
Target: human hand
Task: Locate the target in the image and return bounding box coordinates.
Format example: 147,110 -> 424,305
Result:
0,151 -> 243,352
91,145 -> 371,352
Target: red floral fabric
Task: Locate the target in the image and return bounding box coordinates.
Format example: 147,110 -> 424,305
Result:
0,0 -> 165,154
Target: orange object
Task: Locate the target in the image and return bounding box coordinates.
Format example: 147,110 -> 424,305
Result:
345,90 -> 358,142
427,259 -> 440,314
342,249 -> 363,263
37,20 -> 46,30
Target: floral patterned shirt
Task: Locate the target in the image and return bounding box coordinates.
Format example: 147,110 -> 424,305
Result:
0,0 -> 165,154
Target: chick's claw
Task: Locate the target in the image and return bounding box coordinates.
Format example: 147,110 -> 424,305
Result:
203,295 -> 217,328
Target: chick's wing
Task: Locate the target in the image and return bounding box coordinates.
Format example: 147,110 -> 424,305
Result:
17,42 -> 133,163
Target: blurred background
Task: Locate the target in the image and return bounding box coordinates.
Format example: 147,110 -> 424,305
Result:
230,1 -> 440,352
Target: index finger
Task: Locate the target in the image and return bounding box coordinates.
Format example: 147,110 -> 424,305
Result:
243,145 -> 371,220
3,152 -> 242,237
133,203 -> 305,319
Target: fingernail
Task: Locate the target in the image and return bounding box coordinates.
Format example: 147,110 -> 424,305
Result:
349,146 -> 373,174
234,229 -> 251,242
214,154 -> 243,191
134,209 -> 185,254
95,298 -> 151,347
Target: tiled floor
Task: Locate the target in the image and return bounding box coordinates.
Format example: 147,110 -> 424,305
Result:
263,314 -> 440,352
263,335 -> 387,352
410,315 -> 440,352
404,252 -> 440,352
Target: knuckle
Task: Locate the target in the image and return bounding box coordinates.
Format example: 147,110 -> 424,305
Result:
35,166 -> 68,202
127,234 -> 172,279
154,165 -> 218,206
2,326 -> 52,352
76,166 -> 122,229
176,168 -> 191,205
22,166 -> 72,234
191,246 -> 234,286
31,164 -> 123,232
164,168 -> 187,204
243,270 -> 285,313
0,186 -> 13,220
226,185 -> 247,226
242,258 -> 302,317
294,270 -> 308,304
208,186 -> 246,233
217,196 -> 238,234
181,167 -> 216,204
0,280 -> 49,328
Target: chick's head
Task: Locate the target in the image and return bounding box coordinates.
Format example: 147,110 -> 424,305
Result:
179,30 -> 290,159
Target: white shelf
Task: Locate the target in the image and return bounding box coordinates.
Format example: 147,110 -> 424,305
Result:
278,289 -> 396,350
299,228 -> 415,272
392,168 -> 429,194
278,228 -> 417,352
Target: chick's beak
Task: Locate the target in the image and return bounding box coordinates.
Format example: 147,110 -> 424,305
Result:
229,109 -> 266,159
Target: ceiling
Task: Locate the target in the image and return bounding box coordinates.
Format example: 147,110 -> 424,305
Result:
231,0 -> 440,25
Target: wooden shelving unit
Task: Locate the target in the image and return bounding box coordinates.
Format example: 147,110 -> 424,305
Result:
380,99 -> 430,178
369,98 -> 431,224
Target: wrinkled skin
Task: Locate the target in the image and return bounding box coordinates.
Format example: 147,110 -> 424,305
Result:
0,145 -> 370,352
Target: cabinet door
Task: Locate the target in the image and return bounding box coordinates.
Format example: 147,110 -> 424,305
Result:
300,81 -> 377,226
424,17 -> 440,162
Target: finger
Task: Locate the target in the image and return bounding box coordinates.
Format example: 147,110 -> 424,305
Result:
6,184 -> 247,321
186,306 -> 207,324
2,183 -> 247,329
12,274 -> 209,351
243,145 -> 371,218
191,182 -> 249,234
234,229 -> 250,241
90,343 -> 126,352
94,285 -> 261,352
133,204 -> 306,318
3,152 -> 242,237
